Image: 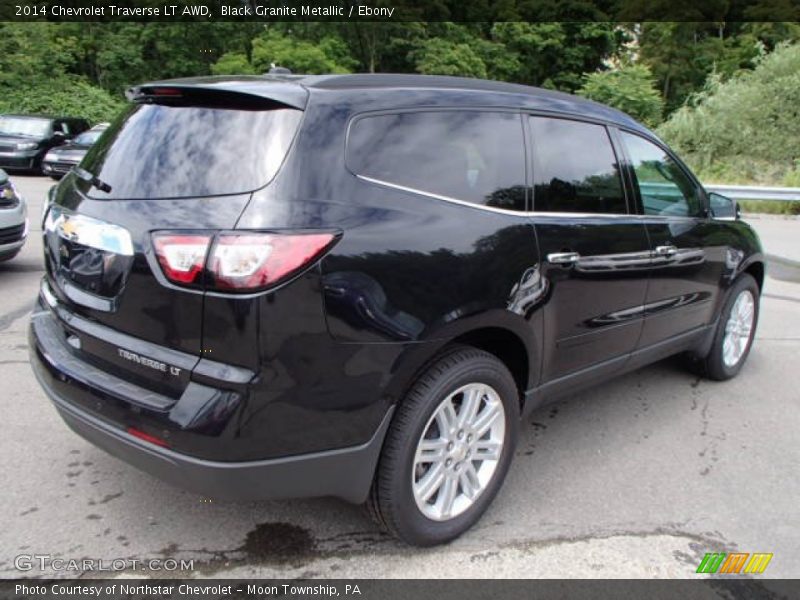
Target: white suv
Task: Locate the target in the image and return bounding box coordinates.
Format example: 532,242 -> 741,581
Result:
0,169 -> 27,262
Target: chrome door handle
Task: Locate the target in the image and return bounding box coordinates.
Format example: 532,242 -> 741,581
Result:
547,251 -> 580,265
654,245 -> 678,257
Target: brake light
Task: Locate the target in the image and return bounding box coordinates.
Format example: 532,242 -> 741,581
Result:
127,427 -> 170,448
210,233 -> 336,291
151,231 -> 336,292
152,233 -> 211,285
148,87 -> 184,97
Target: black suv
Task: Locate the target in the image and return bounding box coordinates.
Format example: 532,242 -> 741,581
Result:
0,114 -> 90,173
30,75 -> 764,545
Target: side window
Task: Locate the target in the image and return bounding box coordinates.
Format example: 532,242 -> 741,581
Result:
59,121 -> 70,134
348,111 -> 526,211
530,117 -> 626,214
621,132 -> 701,217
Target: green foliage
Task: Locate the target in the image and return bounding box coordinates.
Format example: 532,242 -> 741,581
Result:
578,65 -> 664,127
738,200 -> 800,216
2,19 -> 800,190
490,22 -> 621,91
783,162 -> 800,187
413,38 -> 487,78
658,43 -> 800,185
251,30 -> 354,74
0,76 -> 124,124
635,22 -> 800,113
211,52 -> 256,75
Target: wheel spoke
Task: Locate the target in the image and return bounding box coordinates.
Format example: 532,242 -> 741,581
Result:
473,439 -> 502,461
473,402 -> 501,436
416,463 -> 446,502
458,386 -> 482,428
435,398 -> 458,435
460,464 -> 481,499
416,438 -> 448,464
437,475 -> 458,518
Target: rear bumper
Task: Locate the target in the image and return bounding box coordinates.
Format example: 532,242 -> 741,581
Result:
35,366 -> 391,502
29,299 -> 393,503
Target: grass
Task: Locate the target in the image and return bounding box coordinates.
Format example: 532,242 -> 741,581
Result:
737,200 -> 800,215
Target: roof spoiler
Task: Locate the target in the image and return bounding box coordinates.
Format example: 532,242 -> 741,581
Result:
125,79 -> 308,110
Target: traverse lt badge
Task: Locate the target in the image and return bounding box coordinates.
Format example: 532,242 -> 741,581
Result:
117,348 -> 181,377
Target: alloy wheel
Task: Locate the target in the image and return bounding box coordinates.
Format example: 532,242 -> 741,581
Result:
722,289 -> 755,367
411,383 -> 506,521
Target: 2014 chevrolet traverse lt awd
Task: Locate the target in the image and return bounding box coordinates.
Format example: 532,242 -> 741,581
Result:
30,74 -> 764,545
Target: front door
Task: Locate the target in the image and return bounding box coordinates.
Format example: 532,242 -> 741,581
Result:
527,116 -> 652,383
617,130 -> 722,348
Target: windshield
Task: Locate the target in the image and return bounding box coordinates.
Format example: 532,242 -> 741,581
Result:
0,116 -> 51,138
80,104 -> 303,199
74,130 -> 104,145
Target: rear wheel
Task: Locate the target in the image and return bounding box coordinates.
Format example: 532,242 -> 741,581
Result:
695,274 -> 759,380
367,346 -> 519,546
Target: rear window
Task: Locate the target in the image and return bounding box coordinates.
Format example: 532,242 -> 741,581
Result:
347,111 -> 527,211
80,104 -> 302,199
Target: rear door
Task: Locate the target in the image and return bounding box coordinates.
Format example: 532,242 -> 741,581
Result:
616,130 -> 721,347
527,115 -> 651,383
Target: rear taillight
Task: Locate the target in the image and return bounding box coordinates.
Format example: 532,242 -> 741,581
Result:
152,231 -> 337,292
152,233 -> 211,286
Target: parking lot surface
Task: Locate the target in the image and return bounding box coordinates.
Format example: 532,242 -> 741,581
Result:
1,176 -> 798,578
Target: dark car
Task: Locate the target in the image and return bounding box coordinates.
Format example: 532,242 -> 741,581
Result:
42,124 -> 109,179
0,115 -> 90,173
29,74 -> 764,546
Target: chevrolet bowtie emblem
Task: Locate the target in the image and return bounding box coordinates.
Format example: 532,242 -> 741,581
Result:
60,217 -> 79,241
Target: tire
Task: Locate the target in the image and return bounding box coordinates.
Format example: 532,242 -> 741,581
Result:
367,346 -> 519,546
695,273 -> 760,381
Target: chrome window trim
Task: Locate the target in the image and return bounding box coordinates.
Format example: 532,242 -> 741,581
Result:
355,174 -> 531,216
356,175 -> 707,221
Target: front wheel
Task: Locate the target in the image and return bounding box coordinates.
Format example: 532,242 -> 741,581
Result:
697,274 -> 760,380
367,346 -> 519,546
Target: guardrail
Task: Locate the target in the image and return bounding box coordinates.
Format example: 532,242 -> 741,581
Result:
704,184 -> 800,202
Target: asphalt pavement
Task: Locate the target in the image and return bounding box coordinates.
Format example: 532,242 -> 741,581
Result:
1,176 -> 798,579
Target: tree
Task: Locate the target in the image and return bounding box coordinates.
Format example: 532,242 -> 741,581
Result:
636,22 -> 763,112
412,38 -> 487,78
211,52 -> 256,75
251,30 -> 354,74
578,64 -> 664,127
490,22 -> 623,91
657,43 -> 800,185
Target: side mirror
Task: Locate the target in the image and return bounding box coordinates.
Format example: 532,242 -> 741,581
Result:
708,192 -> 740,221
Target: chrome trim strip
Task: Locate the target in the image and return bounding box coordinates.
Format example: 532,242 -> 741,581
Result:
355,174 -> 531,216
356,174 -> 705,220
40,278 -> 58,309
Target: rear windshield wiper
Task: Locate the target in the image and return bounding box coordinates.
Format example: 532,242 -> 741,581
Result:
74,167 -> 112,193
